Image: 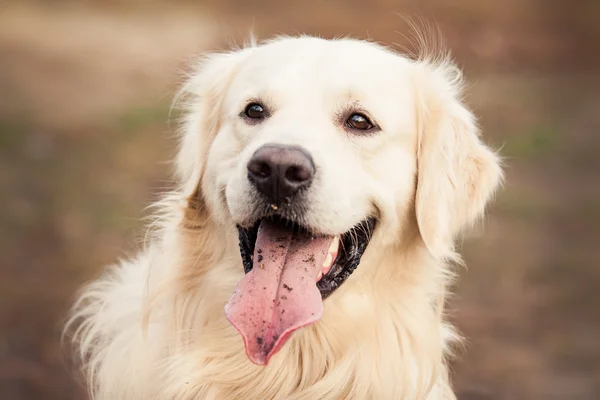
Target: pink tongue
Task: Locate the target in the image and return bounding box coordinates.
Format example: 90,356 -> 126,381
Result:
225,220 -> 333,365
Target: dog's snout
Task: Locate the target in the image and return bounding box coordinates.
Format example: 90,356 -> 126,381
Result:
247,144 -> 315,204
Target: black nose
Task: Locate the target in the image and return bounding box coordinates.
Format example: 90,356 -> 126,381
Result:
247,144 -> 315,204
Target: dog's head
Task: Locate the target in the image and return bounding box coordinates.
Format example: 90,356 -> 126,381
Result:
175,36 -> 502,365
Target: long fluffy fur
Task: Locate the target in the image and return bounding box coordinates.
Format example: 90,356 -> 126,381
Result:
65,33 -> 501,400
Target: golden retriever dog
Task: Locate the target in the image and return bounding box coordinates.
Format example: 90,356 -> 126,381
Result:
66,35 -> 502,399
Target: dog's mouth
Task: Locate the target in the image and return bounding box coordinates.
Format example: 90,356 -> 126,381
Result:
224,215 -> 376,365
237,216 -> 377,298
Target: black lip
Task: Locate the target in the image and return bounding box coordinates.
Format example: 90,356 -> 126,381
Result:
236,216 -> 377,299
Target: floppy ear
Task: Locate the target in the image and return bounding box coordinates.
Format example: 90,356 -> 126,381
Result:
413,61 -> 503,259
174,48 -> 253,215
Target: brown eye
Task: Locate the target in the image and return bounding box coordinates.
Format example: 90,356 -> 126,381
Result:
244,103 -> 265,119
346,113 -> 374,131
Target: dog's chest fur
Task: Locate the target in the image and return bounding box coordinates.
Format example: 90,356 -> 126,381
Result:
138,252 -> 455,400
71,237 -> 455,400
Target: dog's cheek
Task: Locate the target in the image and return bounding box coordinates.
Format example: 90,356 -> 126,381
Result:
368,144 -> 417,242
225,180 -> 257,226
198,130 -> 244,221
302,157 -> 371,234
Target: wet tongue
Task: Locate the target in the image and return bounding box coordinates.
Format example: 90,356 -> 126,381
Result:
225,220 -> 333,365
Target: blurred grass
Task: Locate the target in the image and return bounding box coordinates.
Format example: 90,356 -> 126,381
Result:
115,102 -> 171,132
0,119 -> 30,151
503,124 -> 560,158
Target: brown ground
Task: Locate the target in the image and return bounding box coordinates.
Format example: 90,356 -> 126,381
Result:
1,1 -> 599,399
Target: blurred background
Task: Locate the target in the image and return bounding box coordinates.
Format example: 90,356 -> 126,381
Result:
0,0 -> 599,399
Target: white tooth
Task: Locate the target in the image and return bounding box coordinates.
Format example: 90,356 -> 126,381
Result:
328,236 -> 340,255
322,253 -> 333,269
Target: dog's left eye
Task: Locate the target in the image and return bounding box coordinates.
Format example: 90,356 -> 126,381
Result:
244,103 -> 266,119
346,113 -> 374,131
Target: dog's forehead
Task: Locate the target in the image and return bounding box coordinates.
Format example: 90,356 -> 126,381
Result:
231,37 -> 412,95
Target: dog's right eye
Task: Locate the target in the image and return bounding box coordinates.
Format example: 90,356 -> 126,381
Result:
346,113 -> 374,131
244,103 -> 266,120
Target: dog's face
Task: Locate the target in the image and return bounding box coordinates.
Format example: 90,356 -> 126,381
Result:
218,38 -> 418,235
177,37 -> 502,365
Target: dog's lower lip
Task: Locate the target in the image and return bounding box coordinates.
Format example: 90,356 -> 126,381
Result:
316,217 -> 376,298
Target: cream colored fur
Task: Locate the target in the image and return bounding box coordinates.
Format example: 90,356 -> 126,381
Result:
66,35 -> 502,400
